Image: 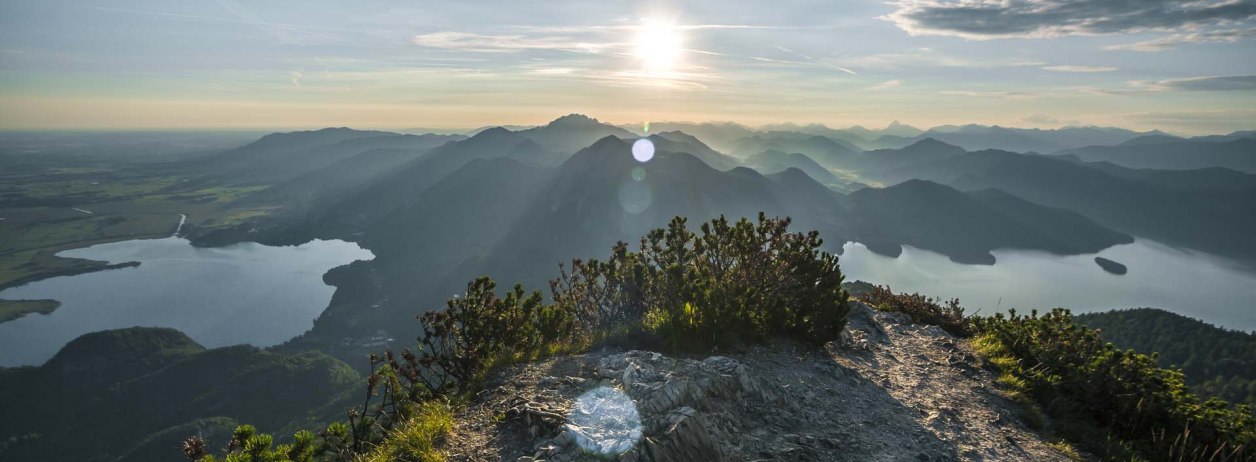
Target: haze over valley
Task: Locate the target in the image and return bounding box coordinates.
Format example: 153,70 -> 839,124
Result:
2,1 -> 1255,461
4,114 -> 1255,359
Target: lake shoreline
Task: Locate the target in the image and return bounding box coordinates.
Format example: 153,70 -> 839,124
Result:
839,239 -> 1256,333
0,236 -> 374,367
0,299 -> 62,323
0,260 -> 142,293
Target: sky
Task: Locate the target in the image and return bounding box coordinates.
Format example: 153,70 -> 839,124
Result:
0,0 -> 1254,134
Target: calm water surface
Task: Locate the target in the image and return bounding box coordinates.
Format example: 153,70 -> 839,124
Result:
840,239 -> 1256,332
4,236 -> 1251,366
0,237 -> 373,366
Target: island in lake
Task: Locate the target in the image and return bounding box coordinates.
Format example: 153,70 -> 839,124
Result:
1095,257 -> 1128,275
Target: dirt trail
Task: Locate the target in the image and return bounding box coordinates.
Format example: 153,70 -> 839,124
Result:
445,303 -> 1071,461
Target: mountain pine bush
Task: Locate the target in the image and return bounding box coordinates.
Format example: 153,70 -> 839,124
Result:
552,214 -> 850,351
860,284 -> 969,337
973,309 -> 1254,461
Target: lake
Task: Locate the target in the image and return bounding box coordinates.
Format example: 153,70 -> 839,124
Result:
0,237 -> 373,367
839,239 -> 1256,332
3,235 -> 1251,367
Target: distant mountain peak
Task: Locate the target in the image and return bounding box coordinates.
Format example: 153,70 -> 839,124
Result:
586,134 -> 629,150
654,130 -> 701,143
902,137 -> 965,153
475,126 -> 516,137
893,178 -> 949,190
547,113 -> 603,127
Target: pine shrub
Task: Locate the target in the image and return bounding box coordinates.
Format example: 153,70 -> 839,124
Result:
974,309 -> 1254,461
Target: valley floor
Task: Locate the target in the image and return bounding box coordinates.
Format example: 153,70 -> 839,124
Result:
445,304 -> 1071,461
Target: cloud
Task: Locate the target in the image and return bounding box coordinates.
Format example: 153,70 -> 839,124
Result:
1021,113 -> 1059,124
940,90 -> 1039,100
412,31 -> 615,53
1140,74 -> 1256,91
515,24 -> 776,33
845,50 -> 1044,70
750,56 -> 858,75
764,46 -> 859,75
1042,65 -> 1117,73
1105,28 -> 1256,51
885,0 -> 1256,39
866,79 -> 903,91
1121,109 -> 1256,133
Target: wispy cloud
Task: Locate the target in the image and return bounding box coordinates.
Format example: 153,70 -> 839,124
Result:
884,0 -> 1256,39
412,31 -> 618,53
940,90 -> 1040,100
844,50 -> 1043,70
1043,65 -> 1117,73
84,3 -> 348,45
780,46 -> 858,75
1135,74 -> 1256,91
1105,28 -> 1256,51
1021,113 -> 1059,124
866,79 -> 903,91
513,24 -> 778,33
1121,109 -> 1256,133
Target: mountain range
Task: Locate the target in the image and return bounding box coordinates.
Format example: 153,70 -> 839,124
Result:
186,117 -> 1178,348
5,113 -> 1254,461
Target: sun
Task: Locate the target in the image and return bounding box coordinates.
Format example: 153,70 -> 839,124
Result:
634,20 -> 683,72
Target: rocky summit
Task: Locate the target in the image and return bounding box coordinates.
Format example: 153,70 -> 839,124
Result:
443,303 -> 1071,461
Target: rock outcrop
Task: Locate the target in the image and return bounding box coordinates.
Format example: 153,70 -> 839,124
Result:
444,303 -> 1072,461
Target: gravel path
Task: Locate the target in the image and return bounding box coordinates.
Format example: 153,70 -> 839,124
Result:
444,303 -> 1072,461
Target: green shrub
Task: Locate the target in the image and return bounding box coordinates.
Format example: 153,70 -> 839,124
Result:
184,401 -> 452,462
974,309 -> 1254,461
183,425 -> 316,462
859,284 -> 970,337
552,214 -> 850,351
1075,308 -> 1256,412
415,278 -> 575,395
188,213 -> 851,461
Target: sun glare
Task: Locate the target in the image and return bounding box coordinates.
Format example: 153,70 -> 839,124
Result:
635,20 -> 682,72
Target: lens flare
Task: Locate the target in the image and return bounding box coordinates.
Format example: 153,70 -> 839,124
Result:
565,386 -> 643,456
632,138 -> 655,162
618,180 -> 652,214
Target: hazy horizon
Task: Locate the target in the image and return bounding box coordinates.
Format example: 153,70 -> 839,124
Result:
0,114 -> 1247,138
2,1 -> 1254,134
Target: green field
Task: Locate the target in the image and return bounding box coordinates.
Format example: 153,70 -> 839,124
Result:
0,167 -> 275,292
0,299 -> 60,323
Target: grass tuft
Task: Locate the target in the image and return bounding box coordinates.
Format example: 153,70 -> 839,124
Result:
362,401 -> 454,462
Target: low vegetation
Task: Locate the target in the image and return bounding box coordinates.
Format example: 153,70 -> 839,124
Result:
858,288 -> 1254,461
192,216 -> 1254,462
551,214 -> 849,351
1076,308 -> 1256,413
0,328 -> 360,462
0,165 -> 275,292
859,284 -> 969,337
974,310 -> 1253,461
188,214 -> 851,461
0,299 -> 59,322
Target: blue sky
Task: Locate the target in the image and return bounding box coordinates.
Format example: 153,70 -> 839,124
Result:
1,0 -> 1253,133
